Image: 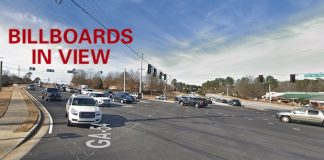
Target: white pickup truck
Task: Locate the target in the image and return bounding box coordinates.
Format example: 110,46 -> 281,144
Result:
277,109 -> 324,125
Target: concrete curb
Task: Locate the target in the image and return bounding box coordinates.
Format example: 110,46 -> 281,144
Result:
0,88 -> 43,160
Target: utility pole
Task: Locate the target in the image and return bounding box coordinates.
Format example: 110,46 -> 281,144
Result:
164,79 -> 167,99
268,77 -> 271,104
123,68 -> 126,92
0,61 -> 2,91
139,53 -> 143,93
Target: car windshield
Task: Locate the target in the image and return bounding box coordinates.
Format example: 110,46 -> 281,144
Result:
72,98 -> 96,106
47,88 -> 59,92
121,95 -> 129,98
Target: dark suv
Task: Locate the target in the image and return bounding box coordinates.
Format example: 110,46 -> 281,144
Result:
42,88 -> 62,101
112,93 -> 133,104
228,99 -> 242,106
179,97 -> 208,108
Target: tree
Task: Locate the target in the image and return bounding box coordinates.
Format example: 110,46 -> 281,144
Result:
225,76 -> 234,86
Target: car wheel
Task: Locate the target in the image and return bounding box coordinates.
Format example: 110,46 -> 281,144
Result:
45,98 -> 48,101
67,117 -> 72,127
180,101 -> 184,106
121,100 -> 124,103
194,103 -> 199,108
281,116 -> 290,123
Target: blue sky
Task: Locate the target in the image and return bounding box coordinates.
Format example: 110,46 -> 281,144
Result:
1,0 -> 324,85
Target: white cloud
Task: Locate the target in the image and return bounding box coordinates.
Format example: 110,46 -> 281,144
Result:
159,15 -> 324,85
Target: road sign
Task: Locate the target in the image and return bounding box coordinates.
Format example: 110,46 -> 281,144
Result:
304,73 -> 324,78
46,69 -> 55,72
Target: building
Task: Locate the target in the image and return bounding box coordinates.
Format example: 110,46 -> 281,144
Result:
310,96 -> 324,110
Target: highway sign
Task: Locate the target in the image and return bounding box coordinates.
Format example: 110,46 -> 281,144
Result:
304,73 -> 324,78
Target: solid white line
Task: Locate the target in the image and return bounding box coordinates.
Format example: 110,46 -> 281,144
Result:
41,101 -> 53,134
30,94 -> 53,134
293,128 -> 301,131
268,123 -> 274,125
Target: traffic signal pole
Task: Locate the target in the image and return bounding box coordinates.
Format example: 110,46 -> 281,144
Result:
269,78 -> 271,104
124,68 -> 126,92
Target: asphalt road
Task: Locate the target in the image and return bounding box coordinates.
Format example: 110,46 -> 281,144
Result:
22,89 -> 324,160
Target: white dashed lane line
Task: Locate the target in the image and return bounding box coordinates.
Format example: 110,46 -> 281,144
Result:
268,123 -> 274,125
263,118 -> 268,121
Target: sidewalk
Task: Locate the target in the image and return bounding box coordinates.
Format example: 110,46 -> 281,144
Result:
0,86 -> 29,159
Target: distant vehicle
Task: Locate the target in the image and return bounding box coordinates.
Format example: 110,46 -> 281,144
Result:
80,85 -> 89,90
155,95 -> 168,100
104,90 -> 114,98
220,99 -> 228,103
65,95 -> 102,126
89,92 -> 111,107
228,99 -> 242,106
277,109 -> 324,125
60,86 -> 66,92
66,87 -> 75,93
179,97 -> 208,108
112,93 -> 133,103
131,92 -> 143,99
175,95 -> 188,101
27,84 -> 36,91
205,97 -> 213,104
81,89 -> 94,95
42,88 -> 62,101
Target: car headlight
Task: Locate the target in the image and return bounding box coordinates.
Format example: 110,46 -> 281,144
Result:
71,108 -> 78,115
95,107 -> 101,115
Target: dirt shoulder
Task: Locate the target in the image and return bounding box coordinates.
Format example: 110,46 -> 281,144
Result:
0,87 -> 14,118
14,88 -> 39,132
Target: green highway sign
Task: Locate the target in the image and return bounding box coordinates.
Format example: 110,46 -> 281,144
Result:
304,73 -> 324,78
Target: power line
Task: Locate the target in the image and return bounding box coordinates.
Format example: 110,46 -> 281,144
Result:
70,0 -> 150,64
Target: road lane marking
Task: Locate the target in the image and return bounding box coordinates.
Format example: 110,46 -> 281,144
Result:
87,124 -> 112,149
147,115 -> 152,117
293,128 -> 301,131
248,118 -> 253,120
268,123 -> 274,125
263,118 -> 268,121
31,94 -> 53,134
218,113 -> 223,114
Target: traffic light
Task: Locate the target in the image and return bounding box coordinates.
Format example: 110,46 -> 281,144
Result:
163,74 -> 167,80
290,74 -> 296,82
147,64 -> 152,74
159,72 -> 163,79
258,75 -> 264,83
153,68 -> 157,77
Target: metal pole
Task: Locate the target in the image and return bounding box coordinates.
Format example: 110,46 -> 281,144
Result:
0,61 -> 2,91
18,65 -> 20,77
164,79 -> 167,100
123,68 -> 126,92
139,53 -> 143,93
269,78 -> 271,104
